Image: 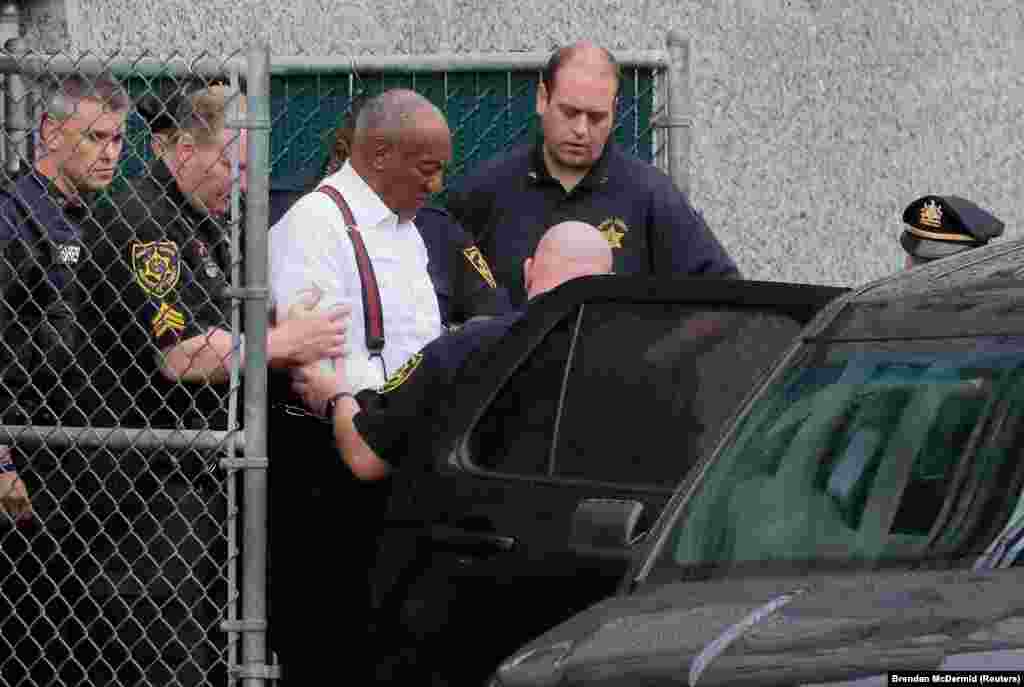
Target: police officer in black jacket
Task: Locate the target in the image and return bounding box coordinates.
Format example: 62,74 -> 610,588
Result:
89,84 -> 346,685
447,41 -> 739,306
0,72 -> 131,686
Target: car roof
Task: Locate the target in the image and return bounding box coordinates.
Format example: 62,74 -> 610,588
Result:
808,236 -> 1024,341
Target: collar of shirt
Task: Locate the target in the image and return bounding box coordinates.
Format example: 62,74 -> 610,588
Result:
322,161 -> 403,232
18,170 -> 91,237
527,138 -> 613,191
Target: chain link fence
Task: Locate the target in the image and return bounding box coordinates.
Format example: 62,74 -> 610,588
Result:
0,39 -> 681,687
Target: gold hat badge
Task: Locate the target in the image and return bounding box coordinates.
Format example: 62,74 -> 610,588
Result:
919,199 -> 943,229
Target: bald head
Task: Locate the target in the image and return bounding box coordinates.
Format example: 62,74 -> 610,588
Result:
524,221 -> 613,299
542,40 -> 620,99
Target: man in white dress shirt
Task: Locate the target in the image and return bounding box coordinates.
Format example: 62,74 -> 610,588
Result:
269,89 -> 450,392
265,89 -> 452,685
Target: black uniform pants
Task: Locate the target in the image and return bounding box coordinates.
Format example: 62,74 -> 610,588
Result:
267,402 -> 390,685
0,446 -> 227,686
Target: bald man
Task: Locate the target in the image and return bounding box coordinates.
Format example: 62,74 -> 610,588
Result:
447,41 -> 738,306
270,88 -> 451,395
290,220 -> 613,479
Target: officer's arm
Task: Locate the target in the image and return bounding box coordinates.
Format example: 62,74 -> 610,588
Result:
328,395 -> 391,481
650,178 -> 740,278
159,313 -> 349,384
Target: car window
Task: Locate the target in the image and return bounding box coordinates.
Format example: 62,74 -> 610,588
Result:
553,304 -> 804,488
658,336 -> 1024,579
468,309 -> 577,476
467,302 -> 805,487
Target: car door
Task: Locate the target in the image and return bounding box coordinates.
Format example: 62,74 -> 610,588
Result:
373,275 -> 848,685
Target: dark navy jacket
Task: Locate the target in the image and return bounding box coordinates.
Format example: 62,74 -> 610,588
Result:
0,172 -> 96,429
354,308 -> 524,467
447,142 -> 740,306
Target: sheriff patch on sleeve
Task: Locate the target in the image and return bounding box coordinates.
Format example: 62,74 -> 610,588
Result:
462,245 -> 497,289
378,352 -> 423,394
151,302 -> 186,342
132,240 -> 181,298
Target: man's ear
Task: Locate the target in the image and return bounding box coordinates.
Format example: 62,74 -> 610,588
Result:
535,82 -> 550,117
523,256 -> 534,293
39,113 -> 64,153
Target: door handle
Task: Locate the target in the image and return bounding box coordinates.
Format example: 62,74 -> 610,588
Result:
428,524 -> 516,556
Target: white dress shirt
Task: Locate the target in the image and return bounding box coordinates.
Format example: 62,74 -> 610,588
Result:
269,162 -> 442,392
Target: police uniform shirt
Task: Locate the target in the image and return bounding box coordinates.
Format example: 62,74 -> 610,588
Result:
0,171 -> 94,427
269,161 -> 443,392
353,309 -> 523,467
446,142 -> 740,306
415,206 -> 511,326
89,159 -> 233,429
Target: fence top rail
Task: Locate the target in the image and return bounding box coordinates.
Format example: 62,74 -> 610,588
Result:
0,49 -> 671,80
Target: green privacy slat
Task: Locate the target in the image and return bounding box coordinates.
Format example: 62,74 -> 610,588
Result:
508,71 -> 538,152
470,71 -> 507,171
115,68 -> 659,197
412,73 -> 446,113
636,69 -> 654,163
446,72 -> 476,178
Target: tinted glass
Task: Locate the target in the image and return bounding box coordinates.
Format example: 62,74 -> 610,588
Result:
554,305 -> 803,487
469,310 -> 576,475
656,336 -> 1024,578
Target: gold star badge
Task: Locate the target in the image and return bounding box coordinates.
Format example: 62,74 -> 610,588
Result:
597,217 -> 627,249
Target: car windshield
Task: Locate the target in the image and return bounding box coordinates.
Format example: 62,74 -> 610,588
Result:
650,335 -> 1024,581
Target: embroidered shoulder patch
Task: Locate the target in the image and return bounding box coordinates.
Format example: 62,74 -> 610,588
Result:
378,352 -> 424,394
462,245 -> 497,289
151,302 -> 186,340
132,241 -> 181,298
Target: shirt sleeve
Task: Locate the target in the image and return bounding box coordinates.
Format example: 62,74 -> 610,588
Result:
445,175 -> 493,242
269,192 -> 356,318
649,180 -> 741,278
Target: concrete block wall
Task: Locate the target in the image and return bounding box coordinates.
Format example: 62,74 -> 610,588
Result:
23,0 -> 1024,287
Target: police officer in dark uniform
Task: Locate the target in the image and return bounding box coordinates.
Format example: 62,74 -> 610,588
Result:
87,82 -> 239,686
900,195 -> 1004,269
288,220 -> 611,684
269,104 -> 512,328
446,41 -> 739,307
90,83 -> 346,686
0,73 -> 131,685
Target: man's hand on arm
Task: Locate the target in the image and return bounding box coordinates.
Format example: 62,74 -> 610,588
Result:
291,360 -> 391,481
158,307 -> 349,384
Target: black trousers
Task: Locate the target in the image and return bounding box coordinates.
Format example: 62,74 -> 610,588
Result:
267,401 -> 391,685
0,446 -> 227,686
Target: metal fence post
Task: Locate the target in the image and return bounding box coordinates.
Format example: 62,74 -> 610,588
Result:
240,42 -> 274,687
666,30 -> 692,197
3,32 -> 27,176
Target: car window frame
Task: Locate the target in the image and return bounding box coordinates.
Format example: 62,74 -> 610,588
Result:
441,276 -> 849,494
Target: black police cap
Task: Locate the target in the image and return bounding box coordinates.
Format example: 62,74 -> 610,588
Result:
900,195 -> 1004,261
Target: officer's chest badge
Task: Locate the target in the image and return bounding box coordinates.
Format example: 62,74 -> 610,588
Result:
378,352 -> 423,394
462,245 -> 498,289
597,217 -> 627,249
919,200 -> 943,229
131,240 -> 181,298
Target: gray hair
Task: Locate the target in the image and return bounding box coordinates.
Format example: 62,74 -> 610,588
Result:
41,73 -> 131,120
354,89 -> 445,143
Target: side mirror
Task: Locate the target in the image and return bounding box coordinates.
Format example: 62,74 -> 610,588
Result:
569,498 -> 647,558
